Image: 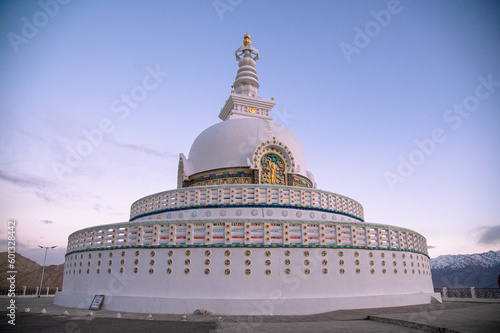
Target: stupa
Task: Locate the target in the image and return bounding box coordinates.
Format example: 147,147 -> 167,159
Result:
55,35 -> 440,315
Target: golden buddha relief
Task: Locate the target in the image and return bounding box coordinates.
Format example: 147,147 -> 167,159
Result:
260,153 -> 286,185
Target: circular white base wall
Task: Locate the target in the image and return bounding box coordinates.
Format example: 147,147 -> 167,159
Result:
56,246 -> 439,315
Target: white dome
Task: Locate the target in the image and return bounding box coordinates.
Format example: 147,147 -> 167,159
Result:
186,118 -> 309,178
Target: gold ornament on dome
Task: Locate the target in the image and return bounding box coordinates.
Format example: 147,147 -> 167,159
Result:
243,34 -> 251,46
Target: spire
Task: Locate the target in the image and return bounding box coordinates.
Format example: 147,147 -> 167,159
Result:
233,34 -> 259,97
218,35 -> 275,121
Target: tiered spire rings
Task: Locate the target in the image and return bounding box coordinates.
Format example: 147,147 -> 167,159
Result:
233,34 -> 260,97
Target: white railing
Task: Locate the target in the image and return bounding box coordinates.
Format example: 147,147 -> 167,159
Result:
129,185 -> 364,221
437,287 -> 500,300
66,220 -> 428,256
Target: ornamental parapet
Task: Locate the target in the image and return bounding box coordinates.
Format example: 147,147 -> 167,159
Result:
65,220 -> 428,257
129,185 -> 364,221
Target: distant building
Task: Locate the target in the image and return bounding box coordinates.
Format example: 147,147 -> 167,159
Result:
55,35 -> 439,315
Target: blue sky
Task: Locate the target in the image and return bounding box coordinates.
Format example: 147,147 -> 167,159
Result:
0,0 -> 499,265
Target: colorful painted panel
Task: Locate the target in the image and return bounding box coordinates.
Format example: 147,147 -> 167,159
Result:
287,174 -> 313,188
260,153 -> 286,185
186,168 -> 252,187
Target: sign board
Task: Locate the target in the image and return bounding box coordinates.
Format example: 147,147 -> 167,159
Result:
89,295 -> 105,311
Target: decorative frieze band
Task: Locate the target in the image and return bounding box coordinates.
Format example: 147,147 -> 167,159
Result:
66,220 -> 428,257
130,185 -> 363,221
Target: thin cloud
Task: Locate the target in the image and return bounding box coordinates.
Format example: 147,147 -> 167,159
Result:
0,170 -> 80,203
0,169 -> 53,189
0,238 -> 29,252
427,245 -> 436,249
33,191 -> 56,203
93,204 -> 113,213
41,220 -> 54,224
477,225 -> 500,245
110,141 -> 177,158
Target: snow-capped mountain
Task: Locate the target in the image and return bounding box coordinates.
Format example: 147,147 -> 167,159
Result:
431,250 -> 500,270
431,250 -> 500,288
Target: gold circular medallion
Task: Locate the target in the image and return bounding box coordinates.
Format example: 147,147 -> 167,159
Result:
249,107 -> 256,113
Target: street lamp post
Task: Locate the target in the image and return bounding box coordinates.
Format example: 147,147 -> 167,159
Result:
38,245 -> 57,298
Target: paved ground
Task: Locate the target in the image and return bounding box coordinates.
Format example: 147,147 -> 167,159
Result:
1,296 -> 499,332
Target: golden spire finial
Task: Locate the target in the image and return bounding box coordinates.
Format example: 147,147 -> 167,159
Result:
243,34 -> 251,46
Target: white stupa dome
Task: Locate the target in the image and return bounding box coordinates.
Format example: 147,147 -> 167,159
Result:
176,33 -> 315,189
185,118 -> 309,178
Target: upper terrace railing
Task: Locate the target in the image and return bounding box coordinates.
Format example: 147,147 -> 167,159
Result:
66,219 -> 428,256
129,185 -> 365,221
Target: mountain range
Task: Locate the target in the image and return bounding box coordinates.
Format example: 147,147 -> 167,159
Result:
0,252 -> 63,293
431,250 -> 500,289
